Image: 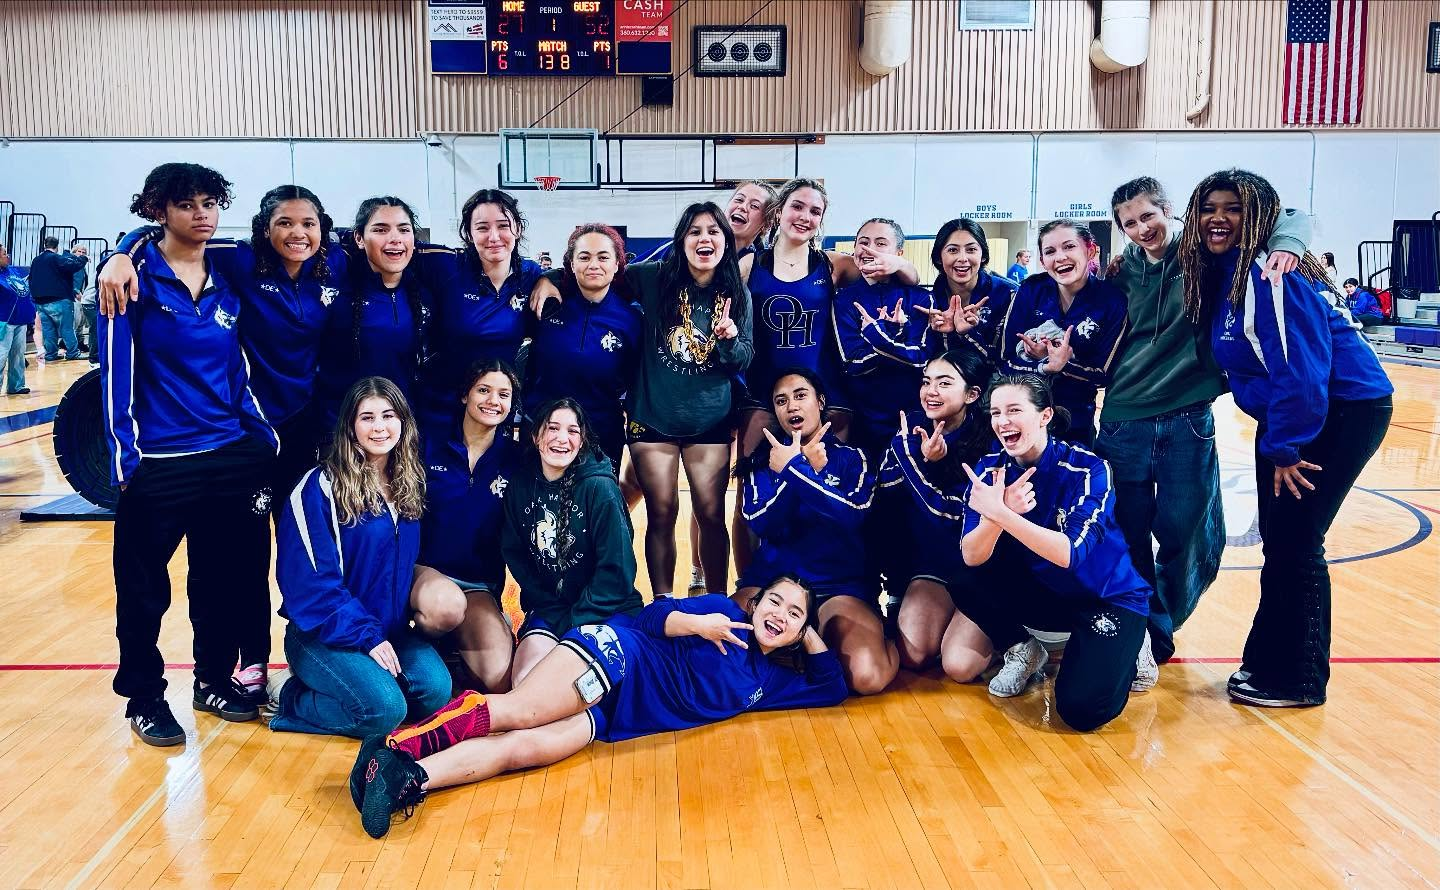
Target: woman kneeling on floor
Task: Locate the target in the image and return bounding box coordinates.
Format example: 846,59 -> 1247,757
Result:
352,575 -> 846,838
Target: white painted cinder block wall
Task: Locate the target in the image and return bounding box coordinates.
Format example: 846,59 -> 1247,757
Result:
2,132 -> 1437,285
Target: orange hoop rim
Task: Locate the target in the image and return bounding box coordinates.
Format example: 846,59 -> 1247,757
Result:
534,175 -> 562,191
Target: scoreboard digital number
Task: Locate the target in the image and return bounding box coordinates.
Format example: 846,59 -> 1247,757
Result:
428,0 -> 672,76
489,0 -> 613,75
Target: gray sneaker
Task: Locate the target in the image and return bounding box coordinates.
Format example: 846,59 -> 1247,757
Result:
261,667 -> 293,722
989,638 -> 1048,697
1131,631 -> 1159,693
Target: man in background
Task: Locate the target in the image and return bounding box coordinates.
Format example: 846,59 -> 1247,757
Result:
27,236 -> 87,361
71,242 -> 99,366
0,244 -> 36,394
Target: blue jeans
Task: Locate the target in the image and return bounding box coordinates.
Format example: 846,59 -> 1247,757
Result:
269,624 -> 452,739
0,322 -> 26,392
35,300 -> 78,359
1096,402 -> 1224,662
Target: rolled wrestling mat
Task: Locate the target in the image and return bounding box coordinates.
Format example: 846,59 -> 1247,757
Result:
52,368 -> 120,510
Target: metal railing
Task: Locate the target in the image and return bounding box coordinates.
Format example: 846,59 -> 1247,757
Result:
7,212 -> 46,265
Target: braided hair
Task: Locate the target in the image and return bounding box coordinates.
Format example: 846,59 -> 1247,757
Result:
349,197 -> 431,377
528,398 -> 611,565
250,184 -> 333,281
1179,168 -> 1332,321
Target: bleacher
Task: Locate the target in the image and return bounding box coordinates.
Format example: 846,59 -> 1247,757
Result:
1358,214 -> 1440,364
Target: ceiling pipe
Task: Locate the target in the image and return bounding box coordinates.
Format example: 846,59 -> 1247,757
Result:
859,0 -> 912,77
1185,0 -> 1216,121
1089,0 -> 1151,73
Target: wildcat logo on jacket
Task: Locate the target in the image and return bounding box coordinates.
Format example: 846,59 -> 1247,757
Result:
251,486 -> 273,515
1076,316 -> 1098,339
319,286 -> 339,307
489,475 -> 509,498
510,294 -> 526,312
600,330 -> 621,353
213,306 -> 237,330
525,497 -> 583,570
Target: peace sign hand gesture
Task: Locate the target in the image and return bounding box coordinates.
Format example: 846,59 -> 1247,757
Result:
1041,325 -> 1074,375
913,418 -> 948,462
690,612 -> 752,654
1002,466 -> 1037,515
918,294 -> 958,333
712,297 -> 739,340
953,295 -> 989,334
962,463 -> 1010,520
763,427 -> 804,474
802,422 -> 831,472
877,297 -> 908,326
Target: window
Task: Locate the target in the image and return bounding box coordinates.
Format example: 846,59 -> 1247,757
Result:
958,0 -> 1035,31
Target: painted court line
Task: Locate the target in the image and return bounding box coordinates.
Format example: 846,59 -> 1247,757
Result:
63,719 -> 228,890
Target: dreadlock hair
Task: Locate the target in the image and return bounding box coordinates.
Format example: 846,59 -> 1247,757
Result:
983,373 -> 1072,439
921,347 -> 997,488
250,185 -> 333,281
657,202 -> 746,330
349,197 -> 430,376
559,223 -> 629,305
324,376 -> 426,524
459,188 -> 526,277
1179,168 -> 1332,321
746,573 -> 820,671
733,367 -> 828,479
527,398 -> 616,565
129,162 -> 234,222
930,217 -> 991,295
773,177 -> 829,250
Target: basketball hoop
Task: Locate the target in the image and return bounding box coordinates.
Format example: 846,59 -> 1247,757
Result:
534,176 -> 562,191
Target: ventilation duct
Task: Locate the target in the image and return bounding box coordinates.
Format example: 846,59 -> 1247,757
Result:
1089,0 -> 1151,73
859,0 -> 912,77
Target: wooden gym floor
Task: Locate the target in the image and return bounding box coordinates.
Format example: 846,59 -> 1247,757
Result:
0,356 -> 1436,889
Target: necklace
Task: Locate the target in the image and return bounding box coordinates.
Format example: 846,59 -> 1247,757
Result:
677,287 -> 726,365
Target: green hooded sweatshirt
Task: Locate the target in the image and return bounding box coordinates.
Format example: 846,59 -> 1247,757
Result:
501,450 -> 644,635
1101,209 -> 1310,423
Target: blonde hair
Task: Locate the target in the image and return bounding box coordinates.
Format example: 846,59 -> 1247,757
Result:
325,377 -> 426,524
732,180 -> 780,244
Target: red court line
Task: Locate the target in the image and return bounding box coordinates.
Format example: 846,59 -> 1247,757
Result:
0,432 -> 50,448
1391,423 -> 1440,437
0,662 -> 291,671
1406,500 -> 1440,517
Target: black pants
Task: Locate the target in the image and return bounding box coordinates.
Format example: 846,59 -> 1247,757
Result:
1246,395 -> 1391,703
112,437 -> 275,701
958,557 -> 1147,732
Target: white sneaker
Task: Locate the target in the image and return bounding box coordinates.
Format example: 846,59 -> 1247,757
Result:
261,667 -> 292,721
989,638 -> 1048,697
1131,631 -> 1159,693
687,567 -> 707,594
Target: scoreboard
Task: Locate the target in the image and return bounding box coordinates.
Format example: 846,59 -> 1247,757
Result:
428,0 -> 673,76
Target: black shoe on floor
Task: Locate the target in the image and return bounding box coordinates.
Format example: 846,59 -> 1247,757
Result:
358,745 -> 428,839
1228,681 -> 1319,708
193,679 -> 260,722
1227,669 -> 1251,689
351,735 -> 388,813
7,388 -> 30,395
127,698 -> 186,747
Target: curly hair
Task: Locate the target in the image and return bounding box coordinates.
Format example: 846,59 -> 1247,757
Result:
250,184 -> 333,281
324,377 -> 426,524
129,163 -> 234,221
1178,168 -> 1331,321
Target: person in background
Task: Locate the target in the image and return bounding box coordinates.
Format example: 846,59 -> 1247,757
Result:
538,251 -> 553,271
0,244 -> 35,394
27,235 -> 87,361
1321,251 -> 1339,283
1343,278 -> 1384,328
72,242 -> 99,366
1007,250 -> 1031,284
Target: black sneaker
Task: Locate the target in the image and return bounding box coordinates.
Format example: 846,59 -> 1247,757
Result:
1227,669 -> 1251,689
358,746 -> 428,839
126,698 -> 186,747
1228,681 -> 1317,708
351,735 -> 387,812
193,679 -> 260,722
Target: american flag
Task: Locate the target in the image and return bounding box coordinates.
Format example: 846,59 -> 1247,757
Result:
1284,0 -> 1369,125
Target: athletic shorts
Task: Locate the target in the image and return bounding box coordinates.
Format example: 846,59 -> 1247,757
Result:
516,614 -> 559,642
626,418 -> 733,446
446,576 -> 494,595
559,622 -> 634,742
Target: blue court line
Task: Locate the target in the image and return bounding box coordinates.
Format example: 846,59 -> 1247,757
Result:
0,406 -> 58,435
1219,487 -> 1433,571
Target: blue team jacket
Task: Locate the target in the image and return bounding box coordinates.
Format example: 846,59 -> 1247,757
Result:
833,277 -> 939,445
419,423 -> 517,588
277,468 -> 420,652
928,270 -> 1018,364
0,267 -> 35,326
740,437 -> 877,595
1348,288 -> 1382,317
98,241 -> 278,485
584,594 -> 849,742
998,274 -> 1127,429
1210,252 -> 1393,467
902,437 -> 1150,614
526,286 -> 643,434
313,268 -> 424,428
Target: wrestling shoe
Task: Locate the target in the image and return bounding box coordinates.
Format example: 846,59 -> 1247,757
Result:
351,735 -> 388,812
1131,631 -> 1159,693
358,745 -> 428,839
988,638 -> 1048,698
385,690 -> 491,760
